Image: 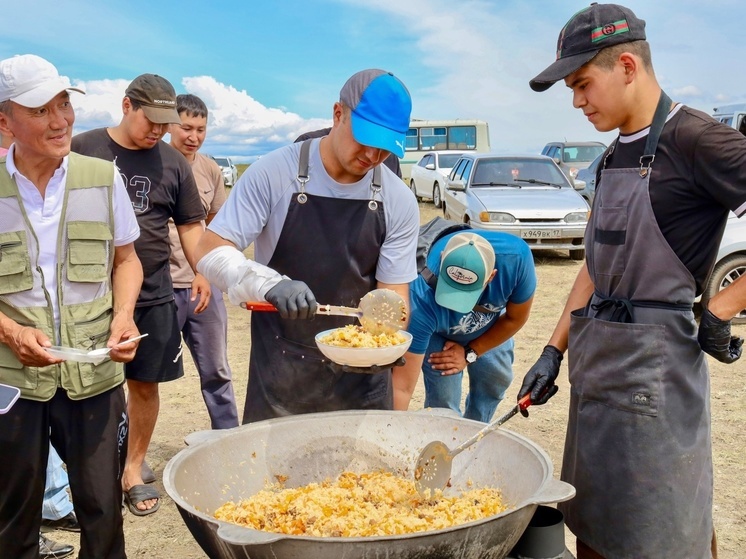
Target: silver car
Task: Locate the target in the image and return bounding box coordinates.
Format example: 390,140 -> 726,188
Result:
575,152 -> 604,205
443,154 -> 590,260
213,156 -> 238,187
410,151 -> 463,208
541,141 -> 606,187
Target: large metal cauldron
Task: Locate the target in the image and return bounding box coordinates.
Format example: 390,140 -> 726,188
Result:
164,409 -> 574,559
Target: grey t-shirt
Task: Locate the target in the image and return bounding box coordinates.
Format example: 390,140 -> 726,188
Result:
208,138 -> 419,285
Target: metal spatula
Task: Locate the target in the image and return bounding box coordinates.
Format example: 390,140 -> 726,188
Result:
414,394 -> 533,496
243,288 -> 407,335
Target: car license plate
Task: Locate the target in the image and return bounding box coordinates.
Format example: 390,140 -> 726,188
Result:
521,229 -> 561,239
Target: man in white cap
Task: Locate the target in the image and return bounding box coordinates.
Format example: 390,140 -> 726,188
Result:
196,68 -> 419,423
0,54 -> 143,559
392,228 -> 536,421
72,73 -> 208,516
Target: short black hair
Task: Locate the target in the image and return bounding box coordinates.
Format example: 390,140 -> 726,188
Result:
176,94 -> 208,119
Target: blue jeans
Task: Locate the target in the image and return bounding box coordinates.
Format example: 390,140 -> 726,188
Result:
422,333 -> 514,422
43,444 -> 73,521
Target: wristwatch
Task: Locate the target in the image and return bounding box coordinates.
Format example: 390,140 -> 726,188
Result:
464,344 -> 478,364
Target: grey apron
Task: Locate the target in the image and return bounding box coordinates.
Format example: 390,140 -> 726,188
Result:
559,93 -> 713,559
243,140 -> 393,423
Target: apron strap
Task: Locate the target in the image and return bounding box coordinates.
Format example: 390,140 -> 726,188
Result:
297,138 -> 383,205
639,90 -> 672,177
591,293 -> 636,323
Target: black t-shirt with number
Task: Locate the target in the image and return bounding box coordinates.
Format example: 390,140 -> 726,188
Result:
72,128 -> 206,306
597,105 -> 746,293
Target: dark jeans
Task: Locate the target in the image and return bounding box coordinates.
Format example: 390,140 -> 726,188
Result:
0,386 -> 127,559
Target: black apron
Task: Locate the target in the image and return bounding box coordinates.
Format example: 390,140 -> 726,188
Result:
559,93 -> 713,558
244,140 -> 393,423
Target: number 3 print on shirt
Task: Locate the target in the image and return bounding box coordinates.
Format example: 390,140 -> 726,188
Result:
122,172 -> 152,213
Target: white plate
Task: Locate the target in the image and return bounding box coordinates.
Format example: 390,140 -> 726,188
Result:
45,346 -> 108,365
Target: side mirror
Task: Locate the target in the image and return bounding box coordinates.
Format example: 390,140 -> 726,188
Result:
553,156 -> 561,165
425,163 -> 436,171
572,179 -> 586,191
447,179 -> 466,192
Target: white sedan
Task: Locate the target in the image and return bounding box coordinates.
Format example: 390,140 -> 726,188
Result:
410,151 -> 463,208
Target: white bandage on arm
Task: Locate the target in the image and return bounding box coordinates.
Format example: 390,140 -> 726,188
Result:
196,245 -> 287,306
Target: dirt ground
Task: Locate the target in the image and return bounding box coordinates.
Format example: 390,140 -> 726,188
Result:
52,201 -> 746,558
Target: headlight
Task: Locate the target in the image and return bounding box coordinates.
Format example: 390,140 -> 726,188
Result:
564,211 -> 588,223
479,212 -> 516,223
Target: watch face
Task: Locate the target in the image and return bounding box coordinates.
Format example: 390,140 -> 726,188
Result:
466,350 -> 477,363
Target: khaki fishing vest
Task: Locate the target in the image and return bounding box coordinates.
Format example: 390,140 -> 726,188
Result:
0,152 -> 123,401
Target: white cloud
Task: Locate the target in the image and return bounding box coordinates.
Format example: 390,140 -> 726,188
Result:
70,76 -> 332,162
180,76 -> 330,159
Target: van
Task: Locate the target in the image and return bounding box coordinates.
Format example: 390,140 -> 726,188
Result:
711,103 -> 746,134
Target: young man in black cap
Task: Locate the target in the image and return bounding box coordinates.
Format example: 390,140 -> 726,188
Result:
519,4 -> 746,558
195,69 -> 419,424
72,74 -> 208,516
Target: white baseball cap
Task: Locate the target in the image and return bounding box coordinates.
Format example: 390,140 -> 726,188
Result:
0,54 -> 85,108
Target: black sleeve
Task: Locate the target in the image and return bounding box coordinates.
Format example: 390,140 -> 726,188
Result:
691,123 -> 746,217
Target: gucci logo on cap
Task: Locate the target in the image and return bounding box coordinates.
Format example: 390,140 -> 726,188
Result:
602,23 -> 616,36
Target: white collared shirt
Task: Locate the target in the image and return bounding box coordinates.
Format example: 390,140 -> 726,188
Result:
4,144 -> 140,337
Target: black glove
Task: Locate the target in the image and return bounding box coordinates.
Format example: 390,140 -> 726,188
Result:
517,345 -> 562,415
698,308 -> 743,364
329,356 -> 406,375
265,279 -> 317,320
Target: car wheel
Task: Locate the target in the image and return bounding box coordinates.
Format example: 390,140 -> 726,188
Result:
702,253 -> 746,324
410,180 -> 421,201
569,248 -> 585,261
432,183 -> 442,208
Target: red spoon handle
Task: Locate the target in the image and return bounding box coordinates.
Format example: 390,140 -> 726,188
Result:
242,302 -> 278,312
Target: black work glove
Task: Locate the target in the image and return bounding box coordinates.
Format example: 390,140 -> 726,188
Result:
329,356 -> 406,375
698,308 -> 743,364
517,345 -> 562,416
265,279 -> 317,320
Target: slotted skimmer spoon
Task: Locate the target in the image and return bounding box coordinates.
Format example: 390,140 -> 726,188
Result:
243,288 -> 407,335
414,394 -> 533,496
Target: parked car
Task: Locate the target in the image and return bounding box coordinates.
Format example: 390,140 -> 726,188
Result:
213,156 -> 238,187
443,154 -> 590,260
541,141 -> 606,186
575,152 -> 604,205
700,214 -> 746,324
410,151 -> 463,208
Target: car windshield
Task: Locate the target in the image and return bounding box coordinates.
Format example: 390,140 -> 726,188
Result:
438,154 -> 462,168
215,157 -> 230,166
471,159 -> 569,187
561,145 -> 605,164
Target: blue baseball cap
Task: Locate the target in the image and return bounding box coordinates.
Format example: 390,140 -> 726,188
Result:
339,69 -> 412,158
435,233 -> 496,313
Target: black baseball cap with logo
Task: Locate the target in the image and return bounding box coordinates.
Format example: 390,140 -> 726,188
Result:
125,73 -> 181,124
529,3 -> 646,92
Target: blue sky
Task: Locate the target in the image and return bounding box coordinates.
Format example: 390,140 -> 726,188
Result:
3,0 -> 746,162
